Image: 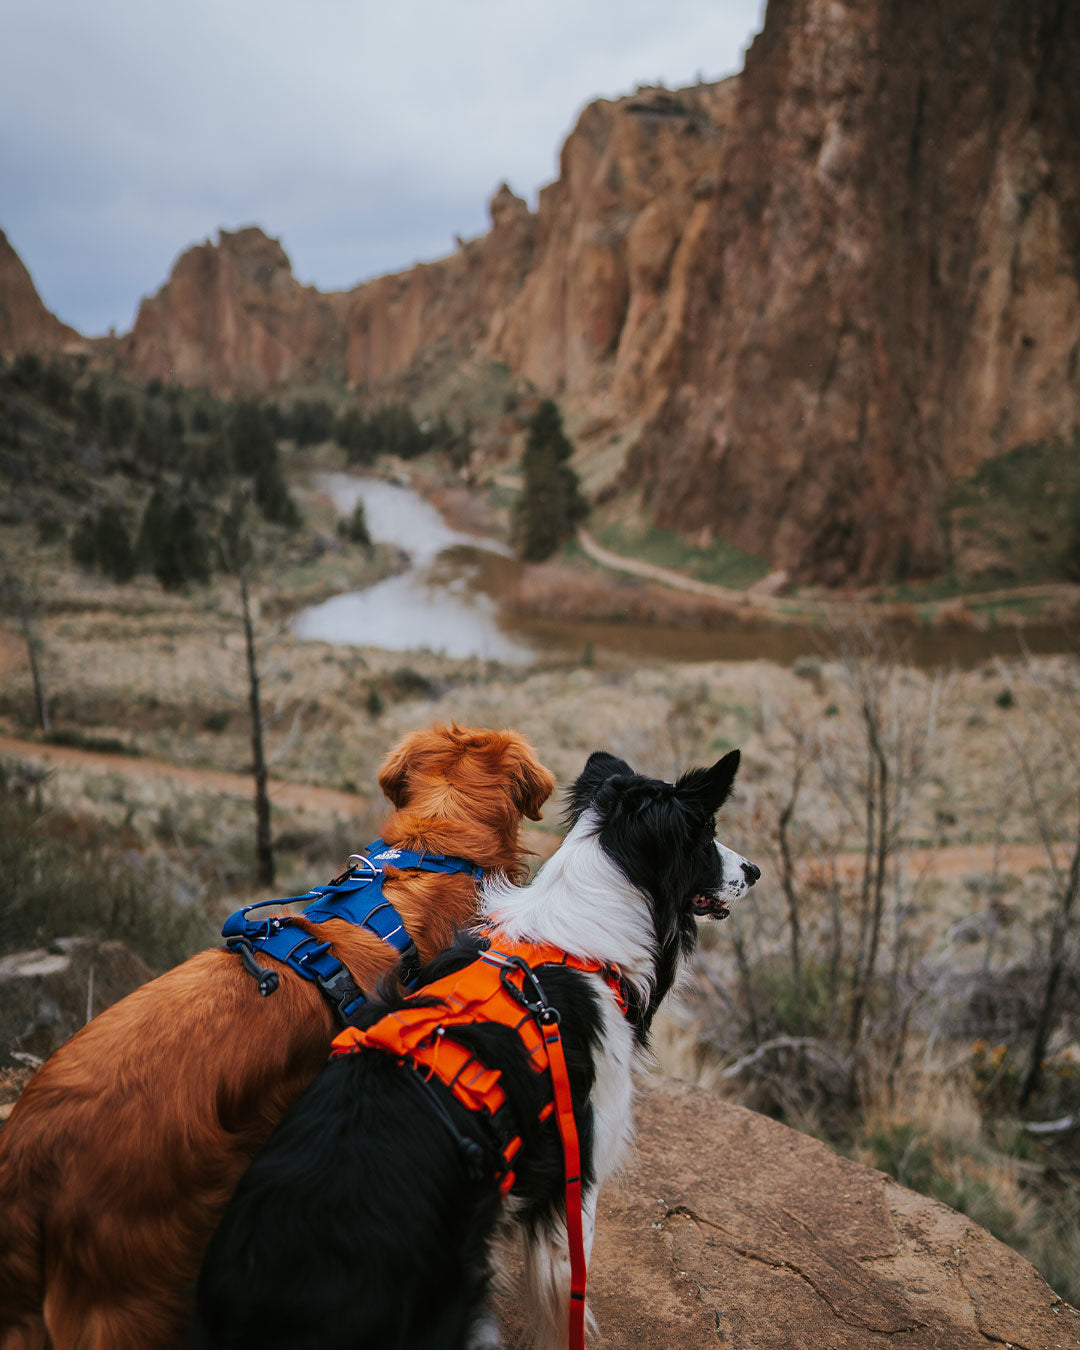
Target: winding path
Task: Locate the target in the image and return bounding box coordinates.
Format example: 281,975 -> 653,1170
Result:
575,527 -> 1080,621
0,730 -> 1064,878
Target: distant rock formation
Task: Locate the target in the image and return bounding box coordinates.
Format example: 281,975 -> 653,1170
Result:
499,1077 -> 1079,1348
4,0 -> 1079,584
114,227 -> 350,397
486,83 -> 736,405
0,229 -> 83,360
342,182 -> 536,386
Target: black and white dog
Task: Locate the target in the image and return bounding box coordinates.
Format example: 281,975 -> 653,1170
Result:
189,749 -> 758,1350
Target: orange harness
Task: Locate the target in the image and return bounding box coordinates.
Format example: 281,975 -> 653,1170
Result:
329,937 -> 628,1350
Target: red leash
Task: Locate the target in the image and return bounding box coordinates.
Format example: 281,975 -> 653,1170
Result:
541,1015 -> 588,1350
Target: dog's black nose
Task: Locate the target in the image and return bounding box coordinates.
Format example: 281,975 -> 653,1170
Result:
742,861 -> 761,886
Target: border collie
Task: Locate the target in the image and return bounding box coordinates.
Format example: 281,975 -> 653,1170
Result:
190,748 -> 757,1350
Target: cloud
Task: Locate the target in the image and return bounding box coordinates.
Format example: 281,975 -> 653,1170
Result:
1,0 -> 765,335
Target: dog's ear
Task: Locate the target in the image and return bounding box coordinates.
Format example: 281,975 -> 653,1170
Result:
675,748 -> 740,816
564,750 -> 634,824
376,733 -> 415,807
503,736 -> 556,821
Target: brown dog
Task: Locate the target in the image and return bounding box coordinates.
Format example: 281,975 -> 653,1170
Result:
0,724 -> 554,1350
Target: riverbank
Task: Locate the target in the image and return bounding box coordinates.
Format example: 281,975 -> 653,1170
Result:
394,459 -> 1080,636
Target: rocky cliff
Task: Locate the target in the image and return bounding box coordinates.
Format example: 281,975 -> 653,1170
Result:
626,0 -> 1080,584
0,230 -> 83,360
5,0 -> 1079,584
114,227 -> 351,397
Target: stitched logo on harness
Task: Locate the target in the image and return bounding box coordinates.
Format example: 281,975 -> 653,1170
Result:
371,849 -> 401,861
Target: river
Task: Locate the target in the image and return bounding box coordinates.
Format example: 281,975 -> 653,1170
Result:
293,474 -> 1073,668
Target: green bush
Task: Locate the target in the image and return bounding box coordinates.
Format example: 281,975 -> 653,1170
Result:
94,505 -> 136,582
0,762 -> 214,971
70,505 -> 136,582
228,402 -> 277,475
339,498 -> 372,547
335,403 -> 433,463
286,399 -> 335,447
253,459 -> 301,528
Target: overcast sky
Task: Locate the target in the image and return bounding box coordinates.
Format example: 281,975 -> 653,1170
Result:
1,0 -> 765,337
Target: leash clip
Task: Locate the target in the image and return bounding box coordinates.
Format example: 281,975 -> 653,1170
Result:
495,954 -> 558,1023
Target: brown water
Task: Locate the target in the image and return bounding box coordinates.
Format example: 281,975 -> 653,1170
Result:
295,475 -> 1074,669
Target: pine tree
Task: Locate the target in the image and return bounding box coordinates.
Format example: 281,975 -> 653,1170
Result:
512,399 -> 587,562
93,504 -> 136,583
103,392 -> 137,449
136,488 -> 171,573
155,502 -> 211,590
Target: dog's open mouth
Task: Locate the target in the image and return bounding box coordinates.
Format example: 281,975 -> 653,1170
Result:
692,894 -> 730,920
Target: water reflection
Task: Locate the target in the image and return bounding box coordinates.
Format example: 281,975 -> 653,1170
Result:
294,473 -> 1073,668
292,476 -> 535,662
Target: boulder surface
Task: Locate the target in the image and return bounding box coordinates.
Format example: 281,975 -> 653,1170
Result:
500,1078 -> 1079,1349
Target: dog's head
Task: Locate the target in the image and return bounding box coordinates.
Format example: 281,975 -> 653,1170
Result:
378,724 -> 555,875
565,747 -> 757,1023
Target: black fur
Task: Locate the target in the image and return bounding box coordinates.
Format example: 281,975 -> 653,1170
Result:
568,747 -> 741,1034
189,748 -> 745,1350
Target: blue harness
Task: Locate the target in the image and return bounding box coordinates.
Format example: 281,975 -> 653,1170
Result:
220,840 -> 484,1023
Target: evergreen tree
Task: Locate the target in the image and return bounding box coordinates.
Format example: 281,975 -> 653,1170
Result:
135,488 -> 172,572
336,407 -> 378,464
338,498 -> 371,547
288,399 -> 335,447
511,399 -> 588,562
253,459 -> 301,528
153,501 -> 211,590
93,504 -> 136,583
228,402 -> 277,475
76,379 -> 104,437
103,392 -> 137,449
71,512 -> 98,569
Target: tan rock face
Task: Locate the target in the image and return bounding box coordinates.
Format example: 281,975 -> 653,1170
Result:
343,184 -> 536,387
0,229 -> 83,360
488,84 -> 736,403
115,227 -> 350,397
498,1078 -> 1079,1349
625,0 -> 1080,584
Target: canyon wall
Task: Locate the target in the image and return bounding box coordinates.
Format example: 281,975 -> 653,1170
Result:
626,0 -> 1080,582
114,227 -> 350,397
5,0 -> 1079,583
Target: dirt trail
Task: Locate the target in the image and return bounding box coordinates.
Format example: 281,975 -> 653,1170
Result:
576,527 -> 1080,621
0,731 -> 1064,879
0,732 -> 373,818
576,528 -> 786,610
0,732 -> 563,857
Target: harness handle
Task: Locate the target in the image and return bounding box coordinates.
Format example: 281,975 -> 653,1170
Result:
226,936 -> 280,997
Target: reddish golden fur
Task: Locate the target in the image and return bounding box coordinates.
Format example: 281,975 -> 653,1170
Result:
0,725 -> 554,1350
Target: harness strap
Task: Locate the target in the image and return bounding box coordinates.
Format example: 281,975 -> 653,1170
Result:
221,840 -> 483,1022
